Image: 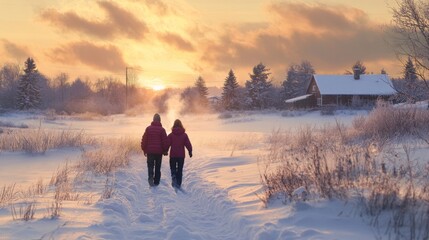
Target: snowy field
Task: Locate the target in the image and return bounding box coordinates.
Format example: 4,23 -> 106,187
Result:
0,110 -> 392,239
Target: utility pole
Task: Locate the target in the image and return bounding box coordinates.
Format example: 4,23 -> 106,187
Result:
125,67 -> 128,110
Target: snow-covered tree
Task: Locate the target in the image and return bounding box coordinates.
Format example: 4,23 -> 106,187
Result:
195,76 -> 208,97
53,72 -> 69,104
69,78 -> 92,100
245,63 -> 272,109
396,57 -> 426,102
16,58 -> 40,110
194,76 -> 209,106
282,61 -> 315,100
179,76 -> 210,114
391,0 -> 429,95
0,63 -> 20,109
404,57 -> 418,83
221,69 -> 240,110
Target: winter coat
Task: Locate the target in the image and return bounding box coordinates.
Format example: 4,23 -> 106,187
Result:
141,121 -> 169,155
168,127 -> 192,158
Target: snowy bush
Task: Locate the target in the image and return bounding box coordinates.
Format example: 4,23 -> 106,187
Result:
260,104 -> 429,238
320,105 -> 336,115
77,138 -> 139,176
0,127 -> 93,153
352,101 -> 429,145
218,112 -> 233,119
0,121 -> 28,129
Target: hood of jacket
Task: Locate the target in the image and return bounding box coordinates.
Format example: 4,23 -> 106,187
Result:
151,121 -> 162,127
172,127 -> 185,135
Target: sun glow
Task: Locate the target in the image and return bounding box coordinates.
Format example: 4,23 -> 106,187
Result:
152,84 -> 166,91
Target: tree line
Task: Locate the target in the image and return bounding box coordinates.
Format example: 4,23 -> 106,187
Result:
0,57 -> 426,115
2,0 -> 429,114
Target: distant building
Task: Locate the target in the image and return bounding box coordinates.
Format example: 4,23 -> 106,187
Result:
208,96 -> 220,105
285,69 -> 397,108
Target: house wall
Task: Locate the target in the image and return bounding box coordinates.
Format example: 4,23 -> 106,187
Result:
304,76 -> 394,108
306,78 -> 321,99
321,95 -> 391,107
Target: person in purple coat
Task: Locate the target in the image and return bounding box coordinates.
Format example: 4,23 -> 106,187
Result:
167,119 -> 193,189
141,113 -> 169,186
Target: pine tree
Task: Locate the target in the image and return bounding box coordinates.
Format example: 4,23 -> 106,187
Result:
400,57 -> 425,101
16,58 -> 40,110
194,76 -> 209,105
404,57 -> 418,83
245,63 -> 272,109
283,61 -> 315,99
221,69 -> 240,110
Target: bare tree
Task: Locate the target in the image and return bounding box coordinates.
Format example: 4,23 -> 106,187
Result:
0,63 -> 20,108
391,0 -> 429,94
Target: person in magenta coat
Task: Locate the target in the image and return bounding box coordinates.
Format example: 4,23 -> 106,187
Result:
167,119 -> 193,189
141,113 -> 169,186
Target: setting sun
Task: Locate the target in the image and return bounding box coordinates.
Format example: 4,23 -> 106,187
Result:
152,84 -> 165,91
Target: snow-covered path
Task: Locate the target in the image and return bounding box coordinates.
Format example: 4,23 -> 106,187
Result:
1,112 -> 381,240
52,156 -> 257,240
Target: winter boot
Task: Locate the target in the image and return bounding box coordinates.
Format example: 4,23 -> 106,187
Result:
171,175 -> 177,188
148,177 -> 155,187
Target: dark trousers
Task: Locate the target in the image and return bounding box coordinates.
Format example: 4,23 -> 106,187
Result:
147,154 -> 162,185
170,157 -> 185,187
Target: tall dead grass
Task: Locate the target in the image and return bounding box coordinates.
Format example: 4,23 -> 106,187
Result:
259,103 -> 429,239
0,127 -> 95,153
1,136 -> 140,221
77,138 -> 139,176
0,184 -> 17,208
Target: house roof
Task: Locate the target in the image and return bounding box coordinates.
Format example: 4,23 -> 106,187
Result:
285,94 -> 313,103
313,74 -> 396,95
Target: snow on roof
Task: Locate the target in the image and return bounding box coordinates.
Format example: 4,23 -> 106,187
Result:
313,74 -> 397,95
285,94 -> 313,103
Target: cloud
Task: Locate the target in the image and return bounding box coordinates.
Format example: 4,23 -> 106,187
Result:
268,2 -> 369,34
197,2 -> 395,80
159,32 -> 195,52
1,40 -> 30,59
48,41 -> 127,73
98,1 -> 148,40
143,0 -> 170,15
40,1 -> 148,40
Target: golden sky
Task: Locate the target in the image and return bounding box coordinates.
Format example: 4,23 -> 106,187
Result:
0,0 -> 400,88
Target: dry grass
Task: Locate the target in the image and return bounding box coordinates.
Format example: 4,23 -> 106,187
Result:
0,128 -> 141,221
352,101 -> 429,143
0,184 -> 17,208
77,138 -> 139,176
259,103 -> 429,238
0,127 -> 95,153
11,202 -> 36,221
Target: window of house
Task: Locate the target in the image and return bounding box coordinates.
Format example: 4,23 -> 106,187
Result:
312,85 -> 317,93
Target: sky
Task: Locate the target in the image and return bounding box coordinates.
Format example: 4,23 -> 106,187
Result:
0,0 -> 400,89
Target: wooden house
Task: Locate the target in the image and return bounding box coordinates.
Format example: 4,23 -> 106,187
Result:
286,70 -> 397,108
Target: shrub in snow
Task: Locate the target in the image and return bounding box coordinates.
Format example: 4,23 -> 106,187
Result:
0,128 -> 91,153
292,186 -> 308,201
353,101 -> 429,142
259,107 -> 429,238
218,112 -> 233,119
320,105 -> 336,115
